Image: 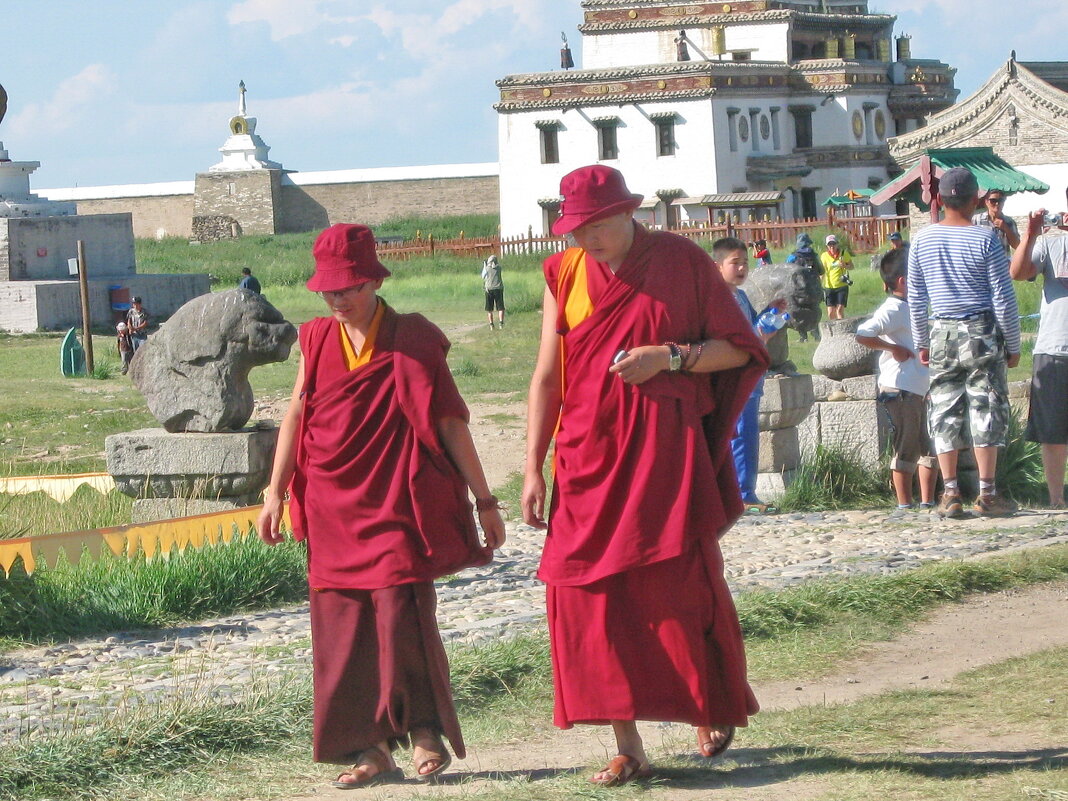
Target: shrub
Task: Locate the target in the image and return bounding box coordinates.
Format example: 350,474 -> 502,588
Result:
777,444 -> 893,511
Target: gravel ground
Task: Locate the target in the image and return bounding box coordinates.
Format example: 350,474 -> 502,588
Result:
1,506 -> 1066,740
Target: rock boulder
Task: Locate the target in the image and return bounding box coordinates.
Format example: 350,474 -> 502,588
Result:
131,289 -> 297,432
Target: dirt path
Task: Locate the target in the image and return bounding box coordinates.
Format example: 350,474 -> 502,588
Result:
288,580 -> 1068,800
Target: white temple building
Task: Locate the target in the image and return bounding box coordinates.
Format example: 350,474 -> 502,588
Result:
495,0 -> 958,236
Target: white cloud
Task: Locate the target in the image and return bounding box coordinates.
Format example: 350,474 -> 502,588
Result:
227,0 -> 333,40
7,64 -> 117,139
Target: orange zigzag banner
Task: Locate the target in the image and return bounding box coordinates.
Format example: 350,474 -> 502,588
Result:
0,504 -> 291,578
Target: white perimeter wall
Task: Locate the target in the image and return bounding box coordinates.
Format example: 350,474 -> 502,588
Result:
499,99 -> 718,237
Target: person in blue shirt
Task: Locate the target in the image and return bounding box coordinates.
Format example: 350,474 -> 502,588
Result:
238,267 -> 262,294
715,237 -> 780,512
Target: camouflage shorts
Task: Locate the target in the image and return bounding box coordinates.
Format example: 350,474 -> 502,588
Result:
927,314 -> 1010,454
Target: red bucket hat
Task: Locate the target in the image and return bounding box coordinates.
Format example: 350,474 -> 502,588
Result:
307,224 -> 391,292
551,165 -> 643,236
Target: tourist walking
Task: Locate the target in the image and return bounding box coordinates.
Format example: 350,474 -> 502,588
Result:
522,165 -> 767,786
819,235 -> 853,320
116,322 -> 134,375
256,223 -> 505,788
125,296 -> 150,352
907,167 -> 1021,518
1010,198 -> 1068,507
481,253 -> 505,329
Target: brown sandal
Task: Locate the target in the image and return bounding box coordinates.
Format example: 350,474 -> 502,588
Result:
331,748 -> 404,790
697,725 -> 735,759
411,730 -> 453,783
589,754 -> 652,787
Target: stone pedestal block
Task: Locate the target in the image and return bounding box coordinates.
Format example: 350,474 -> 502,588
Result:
1008,379 -> 1031,418
798,399 -> 891,468
755,470 -> 797,501
758,374 -> 815,430
840,374 -> 878,400
132,497 -> 255,524
810,374 -> 844,402
105,426 -> 278,500
758,428 -> 801,473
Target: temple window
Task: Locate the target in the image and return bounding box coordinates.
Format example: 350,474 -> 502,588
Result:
651,113 -> 678,157
790,105 -> 814,149
594,117 -> 621,161
535,120 -> 561,164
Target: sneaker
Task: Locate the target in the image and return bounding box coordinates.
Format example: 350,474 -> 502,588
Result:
974,493 -> 1018,517
918,501 -> 935,510
936,492 -> 965,519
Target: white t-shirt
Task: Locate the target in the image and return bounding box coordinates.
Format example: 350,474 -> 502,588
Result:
856,295 -> 930,396
1031,229 -> 1068,356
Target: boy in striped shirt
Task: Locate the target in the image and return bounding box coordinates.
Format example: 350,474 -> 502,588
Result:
907,167 -> 1021,518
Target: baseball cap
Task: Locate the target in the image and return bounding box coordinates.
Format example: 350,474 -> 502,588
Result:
131,296 -> 143,303
938,167 -> 979,199
889,231 -> 902,241
825,234 -> 838,245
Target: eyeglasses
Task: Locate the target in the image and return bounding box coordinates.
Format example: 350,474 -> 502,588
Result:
987,197 -> 1004,205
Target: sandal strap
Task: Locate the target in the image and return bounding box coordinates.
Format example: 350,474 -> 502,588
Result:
360,747 -> 392,773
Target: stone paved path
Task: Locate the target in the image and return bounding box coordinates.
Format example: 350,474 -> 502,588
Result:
1,507 -> 1066,740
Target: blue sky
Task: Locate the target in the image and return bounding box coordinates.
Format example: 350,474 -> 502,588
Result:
1,0 -> 1063,190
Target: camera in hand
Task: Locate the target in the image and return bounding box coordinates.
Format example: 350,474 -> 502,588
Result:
1043,212 -> 1063,228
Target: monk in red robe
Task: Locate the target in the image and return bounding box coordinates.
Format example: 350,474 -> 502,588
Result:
522,166 -> 768,786
257,223 -> 506,789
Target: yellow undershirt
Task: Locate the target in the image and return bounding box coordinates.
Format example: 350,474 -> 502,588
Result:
338,300 -> 385,371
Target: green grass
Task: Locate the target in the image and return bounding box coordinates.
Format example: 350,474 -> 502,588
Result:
0,533 -> 308,646
778,443 -> 894,511
0,486 -> 132,541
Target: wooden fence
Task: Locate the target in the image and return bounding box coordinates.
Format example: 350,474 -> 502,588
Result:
374,215 -> 909,261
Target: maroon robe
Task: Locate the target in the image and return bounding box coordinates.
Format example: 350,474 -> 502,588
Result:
541,225 -> 768,728
290,308 -> 491,588
291,306 -> 490,761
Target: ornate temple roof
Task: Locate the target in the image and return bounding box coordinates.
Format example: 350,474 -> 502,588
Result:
888,57 -> 1068,161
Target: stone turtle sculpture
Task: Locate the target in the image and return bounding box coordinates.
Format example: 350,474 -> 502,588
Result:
743,262 -> 824,373
131,289 -> 297,432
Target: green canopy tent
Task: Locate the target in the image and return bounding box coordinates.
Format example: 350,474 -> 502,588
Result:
870,147 -> 1048,222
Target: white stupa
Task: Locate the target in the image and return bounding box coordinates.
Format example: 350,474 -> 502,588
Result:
208,81 -> 282,172
0,143 -> 76,218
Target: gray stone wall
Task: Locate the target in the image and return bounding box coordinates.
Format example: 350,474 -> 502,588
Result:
944,105 -> 1068,166
277,175 -> 500,231
50,174 -> 501,241
0,273 -> 210,333
74,195 -> 194,240
193,170 -> 281,240
0,215 -> 136,281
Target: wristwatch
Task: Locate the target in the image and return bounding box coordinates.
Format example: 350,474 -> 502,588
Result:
666,343 -> 682,372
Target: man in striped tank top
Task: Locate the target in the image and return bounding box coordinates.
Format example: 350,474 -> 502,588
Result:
907,167 -> 1021,518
